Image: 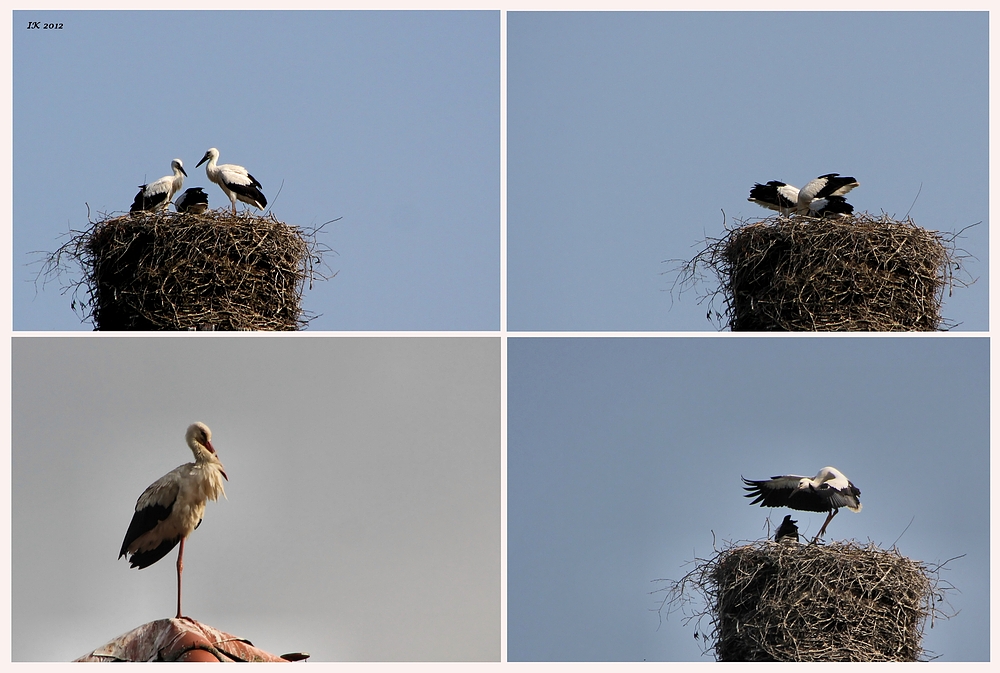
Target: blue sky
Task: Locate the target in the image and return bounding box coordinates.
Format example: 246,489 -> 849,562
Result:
508,336 -> 989,661
508,12 -> 988,331
14,11 -> 499,331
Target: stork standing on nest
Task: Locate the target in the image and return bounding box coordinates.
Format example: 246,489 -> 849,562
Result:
196,147 -> 267,215
119,422 -> 228,619
742,466 -> 861,544
748,173 -> 859,217
130,159 -> 187,213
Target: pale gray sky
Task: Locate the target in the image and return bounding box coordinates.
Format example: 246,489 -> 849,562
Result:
12,337 -> 500,661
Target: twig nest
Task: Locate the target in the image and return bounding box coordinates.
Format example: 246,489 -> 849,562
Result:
51,209 -> 327,330
684,213 -> 959,331
662,540 -> 940,661
712,542 -> 934,661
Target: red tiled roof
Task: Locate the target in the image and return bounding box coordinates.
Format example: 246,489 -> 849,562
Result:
74,618 -> 308,662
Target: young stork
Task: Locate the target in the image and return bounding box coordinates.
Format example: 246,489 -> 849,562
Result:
129,159 -> 187,213
175,187 -> 209,214
774,514 -> 800,544
196,147 -> 267,215
742,466 -> 861,544
748,173 -> 859,217
119,422 -> 228,619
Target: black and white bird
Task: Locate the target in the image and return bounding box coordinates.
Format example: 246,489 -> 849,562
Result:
774,514 -> 800,543
748,173 -> 859,217
119,422 -> 228,619
196,148 -> 267,215
175,187 -> 209,214
743,466 -> 861,544
130,159 -> 187,213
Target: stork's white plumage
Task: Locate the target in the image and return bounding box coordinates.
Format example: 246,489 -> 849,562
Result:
743,466 -> 861,544
130,159 -> 187,213
196,148 -> 267,215
748,173 -> 859,217
119,422 -> 228,619
175,187 -> 209,214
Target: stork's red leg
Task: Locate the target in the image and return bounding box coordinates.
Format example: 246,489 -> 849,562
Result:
811,510 -> 838,544
176,537 -> 185,619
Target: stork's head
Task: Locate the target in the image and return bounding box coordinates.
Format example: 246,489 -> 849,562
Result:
795,477 -> 814,492
197,148 -> 219,168
171,158 -> 187,177
186,421 -> 228,481
186,421 -> 214,453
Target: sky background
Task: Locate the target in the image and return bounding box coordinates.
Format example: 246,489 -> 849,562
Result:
508,12 -> 988,331
508,336 -> 989,662
11,336 -> 500,662
13,11 -> 500,331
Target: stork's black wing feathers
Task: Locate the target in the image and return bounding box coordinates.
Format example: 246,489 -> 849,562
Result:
129,186 -> 146,213
742,476 -> 832,513
812,173 -> 859,199
810,195 -> 854,216
125,536 -> 181,569
748,181 -> 795,212
119,501 -> 173,559
775,515 -> 799,542
743,476 -> 799,507
129,185 -> 168,213
175,187 -> 209,213
228,177 -> 267,209
815,480 -> 862,510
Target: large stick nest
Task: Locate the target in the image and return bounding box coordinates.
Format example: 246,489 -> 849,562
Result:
655,540 -> 957,662
39,210 -> 333,330
671,213 -> 973,331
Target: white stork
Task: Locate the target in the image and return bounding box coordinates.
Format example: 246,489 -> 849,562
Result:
196,148 -> 267,215
119,422 -> 228,619
130,159 -> 187,213
774,514 -> 799,544
175,187 -> 209,214
742,466 -> 861,544
748,173 -> 859,217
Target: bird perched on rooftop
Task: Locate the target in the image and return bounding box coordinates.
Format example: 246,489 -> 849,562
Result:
196,148 -> 267,215
748,173 -> 859,217
130,159 -> 187,213
743,466 -> 861,544
774,514 -> 800,543
119,422 -> 228,619
175,187 -> 209,214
